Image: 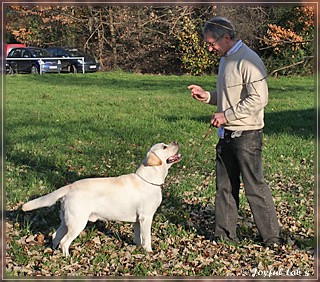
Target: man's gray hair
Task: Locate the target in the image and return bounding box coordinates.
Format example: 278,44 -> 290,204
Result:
203,17 -> 236,40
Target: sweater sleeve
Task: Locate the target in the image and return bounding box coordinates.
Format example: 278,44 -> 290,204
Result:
224,59 -> 268,122
207,90 -> 217,105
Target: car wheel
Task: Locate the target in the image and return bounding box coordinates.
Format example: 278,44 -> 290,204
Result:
6,65 -> 14,75
31,65 -> 39,74
70,65 -> 78,73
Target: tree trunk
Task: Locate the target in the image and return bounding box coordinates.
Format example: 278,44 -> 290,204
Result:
108,7 -> 118,68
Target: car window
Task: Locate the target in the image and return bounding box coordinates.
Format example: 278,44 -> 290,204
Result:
7,48 -> 15,54
21,49 -> 31,58
47,49 -> 57,56
57,49 -> 68,57
8,49 -> 22,58
68,49 -> 83,56
30,49 -> 53,58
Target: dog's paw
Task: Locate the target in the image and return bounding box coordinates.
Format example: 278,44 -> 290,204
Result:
143,246 -> 153,252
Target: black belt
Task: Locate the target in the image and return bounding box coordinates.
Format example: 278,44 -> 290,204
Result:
224,129 -> 262,138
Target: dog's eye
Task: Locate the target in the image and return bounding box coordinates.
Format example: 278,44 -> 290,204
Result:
163,145 -> 168,149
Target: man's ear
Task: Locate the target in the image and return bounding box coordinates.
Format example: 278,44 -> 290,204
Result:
146,151 -> 163,166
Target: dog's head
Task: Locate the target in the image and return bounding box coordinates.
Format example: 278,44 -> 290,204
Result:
145,141 -> 182,167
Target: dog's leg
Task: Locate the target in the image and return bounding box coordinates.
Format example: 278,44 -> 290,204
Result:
139,217 -> 153,252
59,208 -> 89,257
52,223 -> 67,249
134,222 -> 141,246
52,208 -> 67,249
59,220 -> 87,257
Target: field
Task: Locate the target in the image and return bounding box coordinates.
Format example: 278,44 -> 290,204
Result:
5,72 -> 315,277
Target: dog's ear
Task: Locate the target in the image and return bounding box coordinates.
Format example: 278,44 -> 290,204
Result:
146,151 -> 163,166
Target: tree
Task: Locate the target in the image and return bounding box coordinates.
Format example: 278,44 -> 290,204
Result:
261,6 -> 314,76
5,5 -> 315,75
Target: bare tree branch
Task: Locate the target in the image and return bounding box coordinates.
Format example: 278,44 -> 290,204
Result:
269,56 -> 314,77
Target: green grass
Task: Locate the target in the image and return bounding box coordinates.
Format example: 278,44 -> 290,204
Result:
5,71 -> 315,277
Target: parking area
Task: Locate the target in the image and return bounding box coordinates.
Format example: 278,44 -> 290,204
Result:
6,45 -> 100,75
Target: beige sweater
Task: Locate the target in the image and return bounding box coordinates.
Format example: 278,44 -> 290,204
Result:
207,44 -> 268,131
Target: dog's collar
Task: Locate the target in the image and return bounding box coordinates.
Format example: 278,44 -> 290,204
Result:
135,173 -> 163,187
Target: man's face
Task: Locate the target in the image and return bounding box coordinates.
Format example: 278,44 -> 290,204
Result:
205,33 -> 228,57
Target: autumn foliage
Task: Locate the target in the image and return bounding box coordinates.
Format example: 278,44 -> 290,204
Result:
5,5 -> 315,75
261,6 -> 314,75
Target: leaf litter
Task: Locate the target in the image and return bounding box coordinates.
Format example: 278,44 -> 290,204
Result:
6,158 -> 314,277
6,197 -> 314,276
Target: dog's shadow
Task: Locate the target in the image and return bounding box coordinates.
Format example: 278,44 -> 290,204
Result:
7,189 -> 314,252
6,205 -> 60,248
6,203 -> 134,249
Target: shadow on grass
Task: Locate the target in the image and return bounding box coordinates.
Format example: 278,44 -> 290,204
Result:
166,108 -> 314,139
6,205 -> 61,245
6,191 -> 313,254
24,72 -> 196,93
264,108 -> 315,138
6,206 -> 135,252
24,72 -> 314,96
160,189 -> 314,251
6,102 -> 314,253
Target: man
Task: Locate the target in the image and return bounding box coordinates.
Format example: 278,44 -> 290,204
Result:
188,17 -> 282,245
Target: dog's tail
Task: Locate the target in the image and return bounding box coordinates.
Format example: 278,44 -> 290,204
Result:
22,185 -> 72,212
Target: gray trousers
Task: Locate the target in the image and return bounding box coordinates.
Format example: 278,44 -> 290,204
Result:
214,129 -> 281,242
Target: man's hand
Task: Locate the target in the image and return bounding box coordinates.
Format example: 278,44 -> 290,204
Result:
188,85 -> 209,102
211,112 -> 227,128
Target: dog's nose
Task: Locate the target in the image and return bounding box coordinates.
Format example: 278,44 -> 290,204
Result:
172,141 -> 179,145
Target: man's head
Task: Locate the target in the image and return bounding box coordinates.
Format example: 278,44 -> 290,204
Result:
203,17 -> 236,40
203,17 -> 236,56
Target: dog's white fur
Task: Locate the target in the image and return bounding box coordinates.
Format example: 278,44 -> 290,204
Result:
22,142 -> 181,257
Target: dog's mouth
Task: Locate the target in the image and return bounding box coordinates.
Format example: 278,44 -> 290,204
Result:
166,153 -> 182,164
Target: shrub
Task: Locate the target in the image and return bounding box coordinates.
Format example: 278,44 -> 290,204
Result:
174,16 -> 219,75
260,6 -> 314,76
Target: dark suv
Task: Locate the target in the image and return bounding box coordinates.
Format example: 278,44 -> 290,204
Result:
46,47 -> 100,73
7,47 -> 62,74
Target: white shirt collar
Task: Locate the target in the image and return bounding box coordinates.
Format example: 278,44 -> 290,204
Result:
225,40 -> 243,57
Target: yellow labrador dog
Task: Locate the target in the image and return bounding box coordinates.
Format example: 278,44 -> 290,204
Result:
22,142 -> 181,256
